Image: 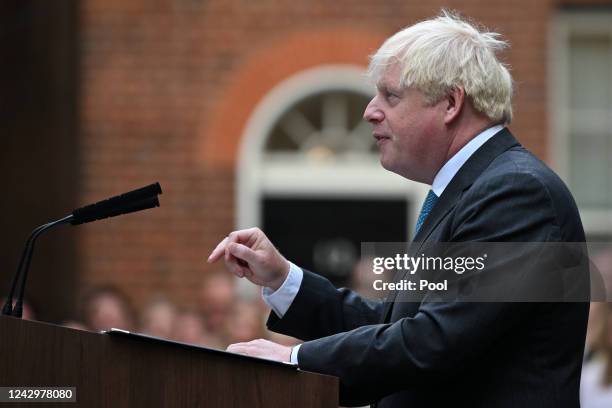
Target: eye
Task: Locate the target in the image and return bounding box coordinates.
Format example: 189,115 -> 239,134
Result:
386,91 -> 400,103
376,86 -> 400,104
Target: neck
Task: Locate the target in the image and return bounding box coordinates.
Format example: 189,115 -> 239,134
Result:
421,116 -> 498,185
443,109 -> 498,164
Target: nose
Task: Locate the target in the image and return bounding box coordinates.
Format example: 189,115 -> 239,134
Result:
363,96 -> 384,123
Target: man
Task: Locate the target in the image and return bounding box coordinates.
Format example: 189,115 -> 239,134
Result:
208,11 -> 588,407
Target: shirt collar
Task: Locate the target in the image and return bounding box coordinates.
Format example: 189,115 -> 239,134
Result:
431,125 -> 505,197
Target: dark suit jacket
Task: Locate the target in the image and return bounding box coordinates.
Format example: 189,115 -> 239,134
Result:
267,129 -> 589,407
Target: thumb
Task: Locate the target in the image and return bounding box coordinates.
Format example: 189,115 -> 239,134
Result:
228,242 -> 260,265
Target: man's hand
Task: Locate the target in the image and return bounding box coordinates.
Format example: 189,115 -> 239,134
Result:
207,227 -> 290,291
226,339 -> 292,363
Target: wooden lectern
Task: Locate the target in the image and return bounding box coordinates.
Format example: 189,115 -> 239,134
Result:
0,316 -> 338,407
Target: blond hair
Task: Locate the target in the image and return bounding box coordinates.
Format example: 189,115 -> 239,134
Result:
368,10 -> 513,124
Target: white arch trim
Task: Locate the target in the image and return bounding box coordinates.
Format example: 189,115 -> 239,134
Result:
236,65 -> 428,230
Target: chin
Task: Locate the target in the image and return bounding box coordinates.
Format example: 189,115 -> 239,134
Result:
380,160 -> 423,183
379,158 -> 401,176
379,156 -> 392,172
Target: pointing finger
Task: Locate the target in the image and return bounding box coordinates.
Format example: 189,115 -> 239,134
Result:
208,236 -> 229,263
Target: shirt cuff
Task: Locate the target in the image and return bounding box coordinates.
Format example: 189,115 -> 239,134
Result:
290,344 -> 301,365
262,262 -> 303,318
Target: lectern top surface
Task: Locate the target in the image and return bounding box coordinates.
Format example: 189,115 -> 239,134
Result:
104,328 -> 299,369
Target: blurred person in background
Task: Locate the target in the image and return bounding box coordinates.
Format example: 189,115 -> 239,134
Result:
80,285 -> 135,332
586,250 -> 612,361
140,296 -> 177,339
173,308 -> 224,348
593,249 -> 612,293
199,269 -> 236,343
224,299 -> 265,345
581,302 -> 612,408
20,298 -> 37,321
586,303 -> 607,361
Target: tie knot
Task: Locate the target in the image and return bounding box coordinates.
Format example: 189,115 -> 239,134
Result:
415,190 -> 439,235
423,189 -> 438,207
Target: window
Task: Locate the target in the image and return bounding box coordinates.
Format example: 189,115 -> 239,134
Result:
265,90 -> 376,162
552,12 -> 612,234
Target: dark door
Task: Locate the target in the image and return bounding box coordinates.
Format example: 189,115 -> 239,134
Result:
263,197 -> 409,287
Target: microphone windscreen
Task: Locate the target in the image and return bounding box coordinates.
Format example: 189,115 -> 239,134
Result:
95,196 -> 160,221
71,183 -> 162,225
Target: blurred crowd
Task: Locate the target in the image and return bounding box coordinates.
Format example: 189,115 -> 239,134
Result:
67,269 -> 302,349
7,268 -> 299,350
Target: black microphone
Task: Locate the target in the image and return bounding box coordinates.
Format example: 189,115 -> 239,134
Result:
2,182 -> 163,318
71,182 -> 162,225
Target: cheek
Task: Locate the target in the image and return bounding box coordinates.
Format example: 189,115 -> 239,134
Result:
395,120 -> 427,151
389,116 -> 416,141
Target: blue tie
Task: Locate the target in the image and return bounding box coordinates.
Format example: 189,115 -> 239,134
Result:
415,190 -> 439,234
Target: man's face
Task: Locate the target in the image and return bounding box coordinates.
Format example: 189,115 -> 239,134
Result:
363,63 -> 449,184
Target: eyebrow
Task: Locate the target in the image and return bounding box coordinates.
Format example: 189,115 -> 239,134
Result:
377,83 -> 402,95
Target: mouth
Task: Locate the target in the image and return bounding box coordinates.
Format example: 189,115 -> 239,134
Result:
374,133 -> 391,146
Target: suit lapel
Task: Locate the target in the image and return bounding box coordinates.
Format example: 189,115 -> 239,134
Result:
380,128 -> 521,322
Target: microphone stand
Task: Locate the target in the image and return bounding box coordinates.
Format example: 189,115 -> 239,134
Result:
2,215 -> 74,318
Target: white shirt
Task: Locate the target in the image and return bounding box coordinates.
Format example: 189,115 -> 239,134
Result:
581,359 -> 612,408
263,124 -> 505,364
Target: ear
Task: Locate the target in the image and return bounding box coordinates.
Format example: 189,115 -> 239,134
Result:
444,87 -> 465,125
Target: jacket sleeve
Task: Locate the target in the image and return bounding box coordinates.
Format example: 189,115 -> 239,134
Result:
267,269 -> 385,341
